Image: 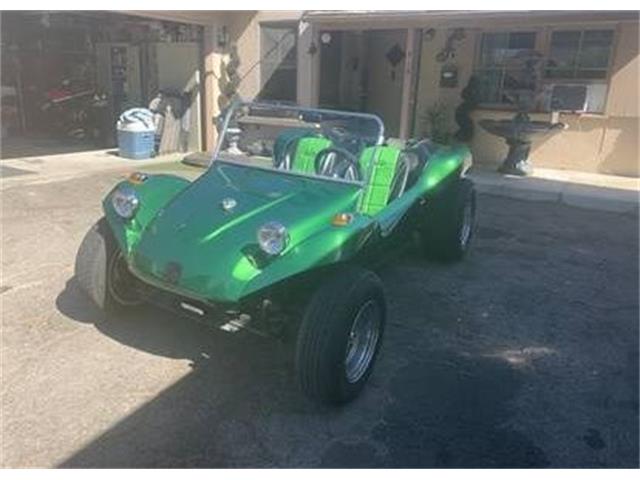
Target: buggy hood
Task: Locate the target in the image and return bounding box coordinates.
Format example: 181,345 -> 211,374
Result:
124,162 -> 365,302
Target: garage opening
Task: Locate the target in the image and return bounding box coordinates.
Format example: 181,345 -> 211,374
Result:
1,11 -> 204,160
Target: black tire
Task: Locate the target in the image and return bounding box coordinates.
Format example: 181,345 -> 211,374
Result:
75,217 -> 141,313
295,266 -> 386,404
423,177 -> 476,262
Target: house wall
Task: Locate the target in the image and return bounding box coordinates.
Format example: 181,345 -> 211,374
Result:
197,10 -> 638,173
413,18 -> 639,177
199,11 -> 305,149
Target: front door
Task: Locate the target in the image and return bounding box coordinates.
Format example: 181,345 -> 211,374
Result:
363,30 -> 406,138
317,29 -> 407,137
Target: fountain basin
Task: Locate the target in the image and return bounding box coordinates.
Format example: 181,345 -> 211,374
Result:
479,118 -> 566,142
479,116 -> 567,176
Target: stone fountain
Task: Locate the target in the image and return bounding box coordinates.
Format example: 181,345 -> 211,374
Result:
479,51 -> 567,176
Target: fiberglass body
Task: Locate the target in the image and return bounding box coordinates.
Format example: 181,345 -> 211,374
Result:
102,103 -> 470,305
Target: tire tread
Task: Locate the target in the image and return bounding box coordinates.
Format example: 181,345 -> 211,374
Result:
295,266 -> 385,404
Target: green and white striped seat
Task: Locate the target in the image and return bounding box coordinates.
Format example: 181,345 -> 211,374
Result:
358,146 -> 403,216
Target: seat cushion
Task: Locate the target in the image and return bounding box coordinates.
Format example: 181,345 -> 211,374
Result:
358,146 -> 402,216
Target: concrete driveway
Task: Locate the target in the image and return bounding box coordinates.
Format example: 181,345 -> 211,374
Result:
1,160 -> 638,467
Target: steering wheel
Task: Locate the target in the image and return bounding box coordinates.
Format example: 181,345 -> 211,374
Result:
273,136 -> 299,170
314,147 -> 362,182
321,122 -> 352,145
321,121 -> 370,157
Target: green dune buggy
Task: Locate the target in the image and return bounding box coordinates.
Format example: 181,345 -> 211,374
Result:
75,102 -> 476,404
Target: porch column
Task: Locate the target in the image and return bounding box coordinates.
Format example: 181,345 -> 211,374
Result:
399,28 -> 419,140
202,25 -> 224,151
297,21 -> 320,107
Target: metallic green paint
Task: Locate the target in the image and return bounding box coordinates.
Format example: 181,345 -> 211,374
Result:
103,174 -> 191,254
126,162 -> 361,302
102,144 -> 468,304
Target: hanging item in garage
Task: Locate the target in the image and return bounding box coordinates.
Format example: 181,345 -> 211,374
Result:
96,42 -> 143,144
148,91 -> 190,154
145,42 -> 202,152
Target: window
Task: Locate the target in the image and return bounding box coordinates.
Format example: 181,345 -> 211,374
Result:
545,29 -> 614,80
475,32 -> 537,105
260,25 -> 297,102
473,28 -> 615,107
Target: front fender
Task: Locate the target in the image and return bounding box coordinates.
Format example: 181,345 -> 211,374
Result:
236,215 -> 376,300
103,174 -> 191,254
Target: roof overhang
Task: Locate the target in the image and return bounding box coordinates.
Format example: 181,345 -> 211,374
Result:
121,10 -> 246,26
302,10 -> 639,30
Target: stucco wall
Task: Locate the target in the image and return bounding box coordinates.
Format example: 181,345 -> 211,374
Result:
200,11 -> 303,149
201,11 -> 638,174
413,27 -> 478,138
413,19 -> 639,177
469,110 -> 639,176
606,22 -> 639,118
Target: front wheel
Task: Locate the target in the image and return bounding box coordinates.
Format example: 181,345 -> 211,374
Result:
295,266 -> 386,404
75,217 -> 142,313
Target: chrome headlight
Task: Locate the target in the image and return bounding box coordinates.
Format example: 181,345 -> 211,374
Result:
111,185 -> 140,219
257,222 -> 289,256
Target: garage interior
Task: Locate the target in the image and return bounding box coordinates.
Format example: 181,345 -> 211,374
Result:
1,11 -> 204,159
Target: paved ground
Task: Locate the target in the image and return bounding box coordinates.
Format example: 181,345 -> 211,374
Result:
1,144 -> 183,189
1,161 -> 638,467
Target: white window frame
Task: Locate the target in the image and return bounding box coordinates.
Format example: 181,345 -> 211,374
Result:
544,28 -> 615,82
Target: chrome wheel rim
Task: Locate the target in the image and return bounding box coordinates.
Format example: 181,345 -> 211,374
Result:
345,300 -> 382,384
460,200 -> 473,248
107,251 -> 141,306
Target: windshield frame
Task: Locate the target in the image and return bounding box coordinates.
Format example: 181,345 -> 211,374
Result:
210,101 -> 386,186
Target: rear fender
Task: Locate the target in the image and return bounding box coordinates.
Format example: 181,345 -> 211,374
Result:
103,174 -> 191,254
415,144 -> 469,193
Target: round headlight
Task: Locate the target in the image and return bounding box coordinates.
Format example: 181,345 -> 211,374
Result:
112,185 -> 140,219
257,222 -> 288,256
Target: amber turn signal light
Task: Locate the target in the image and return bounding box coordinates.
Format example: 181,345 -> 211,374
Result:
127,172 -> 149,184
331,213 -> 354,226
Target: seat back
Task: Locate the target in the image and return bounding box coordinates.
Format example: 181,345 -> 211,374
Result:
290,136 -> 332,174
273,128 -> 315,169
358,146 -> 402,216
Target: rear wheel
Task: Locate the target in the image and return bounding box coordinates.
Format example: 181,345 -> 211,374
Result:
295,266 -> 386,404
422,177 -> 476,262
75,217 -> 141,313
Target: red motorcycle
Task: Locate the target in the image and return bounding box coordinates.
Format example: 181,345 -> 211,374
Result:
41,80 -> 107,140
